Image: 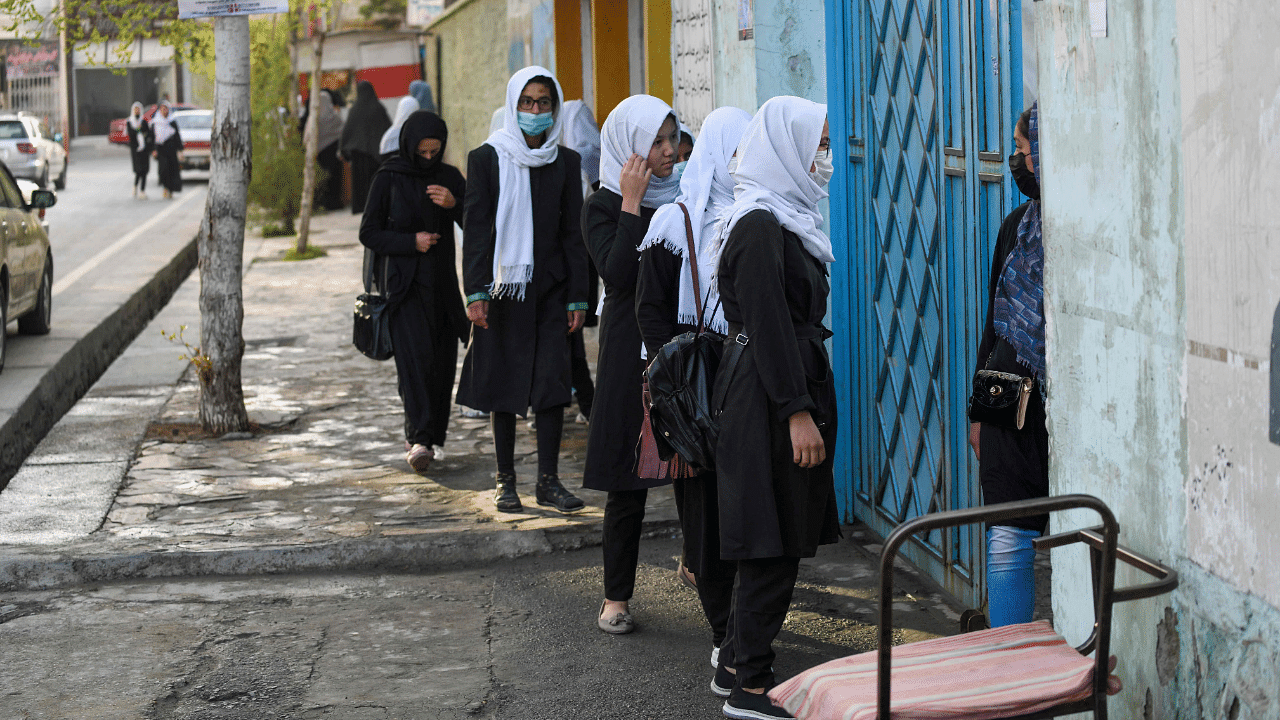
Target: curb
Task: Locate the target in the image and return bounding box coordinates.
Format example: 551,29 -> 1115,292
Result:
0,517 -> 683,591
0,234 -> 199,490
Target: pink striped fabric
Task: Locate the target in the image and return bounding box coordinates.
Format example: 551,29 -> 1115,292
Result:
768,620 -> 1095,720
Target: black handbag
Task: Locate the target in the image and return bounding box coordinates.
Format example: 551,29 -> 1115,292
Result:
967,345 -> 1034,430
353,248 -> 394,361
644,203 -> 725,472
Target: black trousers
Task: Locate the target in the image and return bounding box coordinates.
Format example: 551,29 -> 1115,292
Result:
389,284 -> 456,447
676,473 -> 737,648
603,488 -> 647,601
718,556 -> 801,689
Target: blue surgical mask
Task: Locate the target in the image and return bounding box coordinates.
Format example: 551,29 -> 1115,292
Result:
517,111 -> 554,137
673,160 -> 688,181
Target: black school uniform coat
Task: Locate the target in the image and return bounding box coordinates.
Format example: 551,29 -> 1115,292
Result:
455,143 -> 587,416
126,119 -> 152,177
713,209 -> 840,560
582,188 -> 664,492
973,201 -> 1049,532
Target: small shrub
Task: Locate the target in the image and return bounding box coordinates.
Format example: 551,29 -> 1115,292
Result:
284,245 -> 328,261
262,223 -> 295,238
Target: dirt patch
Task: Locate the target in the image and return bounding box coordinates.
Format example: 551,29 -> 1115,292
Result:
144,421 -> 286,443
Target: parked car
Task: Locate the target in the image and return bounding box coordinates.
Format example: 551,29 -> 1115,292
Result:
170,109 -> 213,171
15,179 -> 50,236
0,159 -> 57,373
108,103 -> 199,145
0,113 -> 67,190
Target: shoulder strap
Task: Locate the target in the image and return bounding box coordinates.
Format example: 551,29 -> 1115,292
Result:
677,202 -> 705,333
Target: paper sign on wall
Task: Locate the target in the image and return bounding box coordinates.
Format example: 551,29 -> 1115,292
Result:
177,0 -> 289,19
1089,0 -> 1107,38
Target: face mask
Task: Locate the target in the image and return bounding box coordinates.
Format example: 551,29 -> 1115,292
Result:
1008,152 -> 1040,199
809,153 -> 833,187
726,154 -> 739,176
517,110 -> 554,137
672,160 -> 688,181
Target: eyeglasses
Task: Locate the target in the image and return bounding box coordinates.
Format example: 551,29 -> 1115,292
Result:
816,138 -> 831,160
517,96 -> 554,112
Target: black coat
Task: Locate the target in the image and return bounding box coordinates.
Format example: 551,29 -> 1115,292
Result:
126,120 -> 152,175
358,161 -> 468,343
155,124 -> 183,193
582,188 -> 661,491
455,143 -> 587,416
713,209 -> 840,560
973,201 -> 1049,531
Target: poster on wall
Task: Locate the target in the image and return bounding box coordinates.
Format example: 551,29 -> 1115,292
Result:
177,0 -> 289,19
738,0 -> 753,40
5,42 -> 58,78
406,0 -> 444,27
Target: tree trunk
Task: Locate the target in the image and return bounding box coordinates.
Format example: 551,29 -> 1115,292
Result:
295,29 -> 324,255
198,15 -> 252,435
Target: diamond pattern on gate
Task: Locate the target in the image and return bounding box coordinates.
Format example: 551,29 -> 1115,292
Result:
866,0 -> 945,534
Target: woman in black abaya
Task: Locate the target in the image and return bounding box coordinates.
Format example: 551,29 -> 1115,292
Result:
359,111 -> 468,472
341,81 -> 392,214
126,102 -> 152,198
151,102 -> 183,199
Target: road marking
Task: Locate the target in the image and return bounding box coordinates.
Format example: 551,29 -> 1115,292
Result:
51,189 -> 205,298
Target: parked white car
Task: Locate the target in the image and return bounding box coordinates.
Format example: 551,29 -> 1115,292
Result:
0,159 -> 57,373
171,109 -> 212,171
0,113 -> 66,190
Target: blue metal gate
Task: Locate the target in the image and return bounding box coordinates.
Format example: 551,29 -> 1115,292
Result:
826,0 -> 1024,608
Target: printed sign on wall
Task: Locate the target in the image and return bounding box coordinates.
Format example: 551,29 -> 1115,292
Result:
177,0 -> 289,19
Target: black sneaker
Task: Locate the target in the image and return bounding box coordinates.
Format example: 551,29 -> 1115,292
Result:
494,473 -> 522,513
722,685 -> 793,719
710,663 -> 734,698
535,473 -> 584,512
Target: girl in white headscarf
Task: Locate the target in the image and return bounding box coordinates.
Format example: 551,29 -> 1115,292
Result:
456,66 -> 590,517
581,94 -> 681,635
378,95 -> 420,160
709,96 -> 836,719
634,104 -> 751,663
150,102 -> 183,199
125,101 -> 152,198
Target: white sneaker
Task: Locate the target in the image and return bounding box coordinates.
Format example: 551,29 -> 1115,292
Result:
711,645 -> 720,669
138,191 -> 147,200
575,412 -> 589,425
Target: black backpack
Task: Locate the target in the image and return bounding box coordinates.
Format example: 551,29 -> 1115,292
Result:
645,203 -> 726,471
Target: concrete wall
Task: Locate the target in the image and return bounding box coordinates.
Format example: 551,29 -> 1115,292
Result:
1039,0 -> 1280,717
1034,1 -> 1185,717
710,0 -> 755,112
424,0 -> 510,174
751,0 -> 824,105
1172,1 -> 1280,717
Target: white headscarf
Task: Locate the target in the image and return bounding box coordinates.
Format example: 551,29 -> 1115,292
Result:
127,102 -> 146,150
638,106 -> 751,334
478,65 -> 565,300
598,95 -> 681,209
152,103 -> 176,146
559,99 -> 601,186
488,106 -> 504,135
379,96 -> 420,156
710,96 -> 831,265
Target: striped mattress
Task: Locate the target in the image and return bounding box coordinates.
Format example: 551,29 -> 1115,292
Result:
768,620 -> 1095,720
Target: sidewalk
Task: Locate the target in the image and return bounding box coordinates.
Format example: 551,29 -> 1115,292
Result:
0,209 -> 687,591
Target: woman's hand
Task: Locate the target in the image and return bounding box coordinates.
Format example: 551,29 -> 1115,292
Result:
567,310 -> 585,334
467,300 -> 489,329
619,153 -> 651,216
789,411 -> 826,468
426,184 -> 455,209
968,422 -> 981,461
415,231 -> 440,252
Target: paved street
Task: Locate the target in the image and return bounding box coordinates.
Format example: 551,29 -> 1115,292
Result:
0,136 -> 207,483
0,209 -> 966,719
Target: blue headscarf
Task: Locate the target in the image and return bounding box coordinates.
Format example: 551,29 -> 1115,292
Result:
992,103 -> 1045,375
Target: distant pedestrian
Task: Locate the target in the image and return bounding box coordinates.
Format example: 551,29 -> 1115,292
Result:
314,89 -> 346,211
409,79 -> 436,114
710,96 -> 836,720
340,80 -> 392,215
359,111 -> 469,473
151,102 -> 182,199
582,94 -> 681,635
456,66 -> 589,515
558,99 -> 603,421
380,96 -> 420,162
125,101 -> 152,199
967,104 -> 1048,629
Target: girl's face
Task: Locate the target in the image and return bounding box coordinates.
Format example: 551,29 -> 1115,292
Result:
132,106 -> 140,118
417,138 -> 442,161
1014,126 -> 1033,174
159,105 -> 169,118
810,119 -> 830,172
648,115 -> 679,178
